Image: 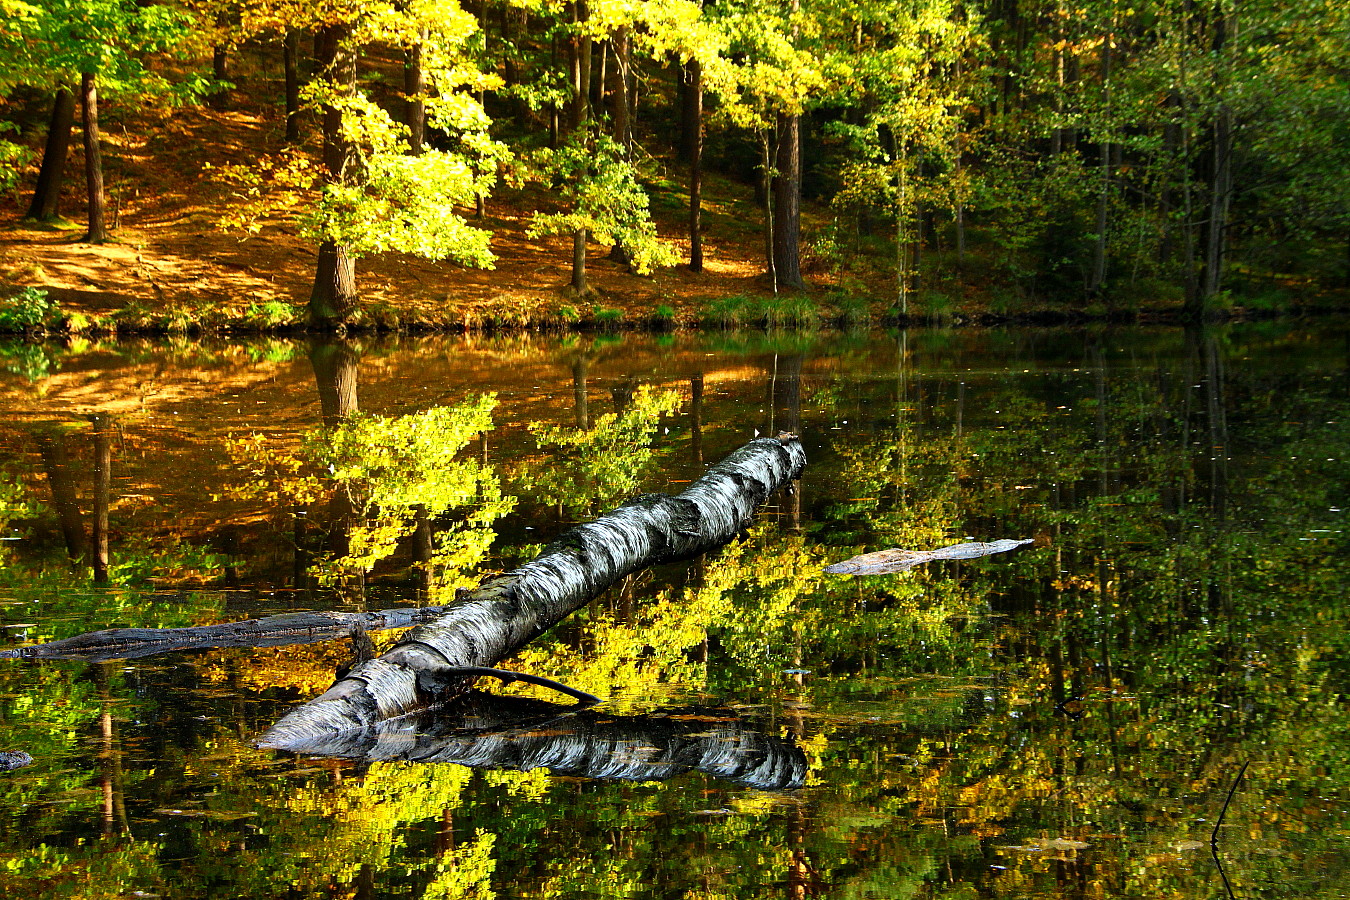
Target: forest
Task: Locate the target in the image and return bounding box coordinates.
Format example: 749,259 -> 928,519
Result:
0,0 -> 1347,330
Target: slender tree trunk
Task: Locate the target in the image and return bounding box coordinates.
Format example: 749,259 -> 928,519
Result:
690,374 -> 704,466
309,24 -> 359,326
772,113 -> 806,291
678,60 -> 701,163
404,36 -> 426,155
1202,106 -> 1233,300
26,89 -> 76,222
283,29 -> 303,144
259,436 -> 806,745
568,1 -> 591,294
80,72 -> 108,244
760,132 -> 777,292
1089,17 -> 1113,295
688,59 -> 704,273
90,415 -> 112,584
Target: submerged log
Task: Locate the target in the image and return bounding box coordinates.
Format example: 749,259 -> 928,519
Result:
260,435 -> 805,749
268,692 -> 808,791
0,606 -> 456,662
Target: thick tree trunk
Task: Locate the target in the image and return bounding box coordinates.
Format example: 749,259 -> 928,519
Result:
309,24 -> 359,326
310,241 -> 358,326
26,89 -> 76,222
283,29 -> 302,144
772,113 -> 806,291
267,693 -> 808,790
259,435 -> 806,745
80,72 -> 107,244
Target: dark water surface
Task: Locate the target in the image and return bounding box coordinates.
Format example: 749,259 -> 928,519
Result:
0,325 -> 1346,898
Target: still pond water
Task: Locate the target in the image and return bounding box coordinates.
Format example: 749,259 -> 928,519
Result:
0,325 -> 1346,899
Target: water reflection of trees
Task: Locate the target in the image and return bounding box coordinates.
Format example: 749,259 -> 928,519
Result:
0,328 -> 1347,898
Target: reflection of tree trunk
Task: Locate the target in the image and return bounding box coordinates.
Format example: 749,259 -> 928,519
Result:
309,339 -> 360,563
94,663 -> 129,836
262,436 -> 806,744
26,89 -> 76,222
269,693 -> 809,790
308,340 -> 361,428
37,429 -> 86,560
413,505 -> 434,598
1204,332 -> 1228,520
571,357 -> 590,429
690,374 -> 704,466
90,415 -> 112,584
610,376 -> 637,414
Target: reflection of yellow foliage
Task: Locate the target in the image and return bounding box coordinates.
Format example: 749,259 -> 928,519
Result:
224,396 -> 514,587
515,386 -> 682,514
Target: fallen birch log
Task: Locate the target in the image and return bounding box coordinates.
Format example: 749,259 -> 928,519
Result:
259,434 -> 805,750
269,692 -> 808,790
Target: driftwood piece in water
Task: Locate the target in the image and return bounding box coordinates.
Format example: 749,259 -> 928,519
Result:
272,692 -> 808,791
0,606 -> 458,662
823,538 -> 1033,575
260,435 -> 806,749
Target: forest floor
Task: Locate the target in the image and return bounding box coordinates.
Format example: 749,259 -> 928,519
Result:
0,83 -> 881,334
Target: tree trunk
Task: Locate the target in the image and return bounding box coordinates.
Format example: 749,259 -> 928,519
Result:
309,24 -> 359,326
678,59 -> 701,163
772,113 -> 806,291
310,241 -> 358,327
1089,17 -> 1113,295
612,28 -> 632,153
80,72 -> 107,244
283,29 -> 302,144
1201,105 -> 1233,301
26,89 -> 76,222
266,693 -> 808,790
258,436 -> 806,744
212,45 -> 229,107
90,415 -> 112,583
404,36 -> 426,155
688,59 -> 704,273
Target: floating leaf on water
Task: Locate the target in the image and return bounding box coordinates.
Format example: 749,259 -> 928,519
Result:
1044,838 -> 1091,850
823,539 -> 1034,574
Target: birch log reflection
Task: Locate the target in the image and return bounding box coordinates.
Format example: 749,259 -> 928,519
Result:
272,693 -> 808,790
260,435 -> 805,749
